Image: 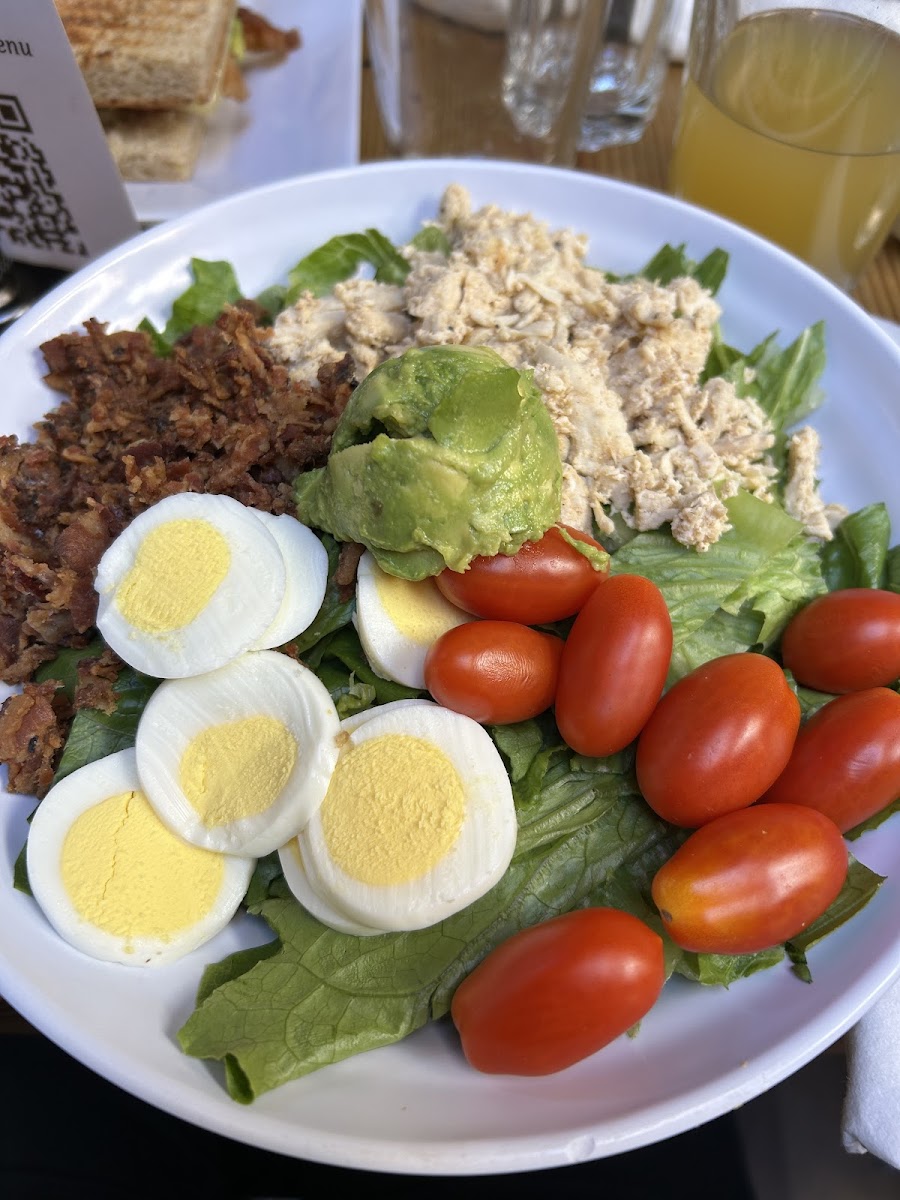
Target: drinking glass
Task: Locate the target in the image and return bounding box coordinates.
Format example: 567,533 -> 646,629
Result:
364,0 -> 604,165
504,0 -> 675,150
668,0 -> 900,291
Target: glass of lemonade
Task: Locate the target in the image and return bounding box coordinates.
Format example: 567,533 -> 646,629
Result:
668,0 -> 900,291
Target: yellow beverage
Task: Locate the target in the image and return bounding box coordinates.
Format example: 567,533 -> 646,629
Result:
669,9 -> 900,289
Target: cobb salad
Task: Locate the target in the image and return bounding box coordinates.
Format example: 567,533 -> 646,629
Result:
1,184 -> 899,1107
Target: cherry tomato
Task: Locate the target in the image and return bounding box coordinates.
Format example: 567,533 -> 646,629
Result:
424,620 -> 563,725
760,687 -> 900,832
555,573 -> 673,757
451,907 -> 665,1076
434,524 -> 608,624
635,653 -> 800,827
651,804 -> 848,955
780,588 -> 900,693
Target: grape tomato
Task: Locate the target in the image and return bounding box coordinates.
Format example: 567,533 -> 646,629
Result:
651,804 -> 848,955
636,653 -> 800,827
451,907 -> 665,1076
555,573 -> 672,757
780,588 -> 900,693
761,687 -> 900,832
434,524 -> 608,624
424,620 -> 563,725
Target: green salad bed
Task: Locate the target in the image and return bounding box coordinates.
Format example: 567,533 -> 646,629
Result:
16,224 -> 900,1103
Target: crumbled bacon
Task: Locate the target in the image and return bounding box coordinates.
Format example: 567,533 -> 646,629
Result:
0,680 -> 69,799
73,648 -> 122,716
0,305 -> 354,793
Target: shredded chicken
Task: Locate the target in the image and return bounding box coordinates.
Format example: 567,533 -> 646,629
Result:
783,426 -> 847,539
270,183 -> 831,551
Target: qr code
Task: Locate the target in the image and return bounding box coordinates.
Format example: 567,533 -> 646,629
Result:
0,94 -> 87,257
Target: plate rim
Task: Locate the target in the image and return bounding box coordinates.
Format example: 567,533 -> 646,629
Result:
2,156 -> 900,1176
7,155 -> 900,359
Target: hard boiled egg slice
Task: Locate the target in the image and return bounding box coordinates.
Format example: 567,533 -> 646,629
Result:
339,696 -> 440,733
26,748 -> 254,967
249,512 -> 329,650
277,699 -> 441,936
353,549 -> 473,689
297,702 -> 517,933
135,649 -> 341,857
95,492 -> 285,678
278,838 -> 385,937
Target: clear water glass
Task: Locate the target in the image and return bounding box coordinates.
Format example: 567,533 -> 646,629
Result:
504,0 -> 673,151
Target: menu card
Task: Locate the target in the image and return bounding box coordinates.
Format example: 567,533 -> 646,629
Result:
0,0 -> 140,271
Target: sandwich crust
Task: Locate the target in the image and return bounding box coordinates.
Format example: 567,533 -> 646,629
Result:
99,109 -> 207,181
55,0 -> 238,109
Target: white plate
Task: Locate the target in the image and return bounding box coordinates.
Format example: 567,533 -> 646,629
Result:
2,159 -> 900,1177
874,316 -> 900,350
126,0 -> 363,224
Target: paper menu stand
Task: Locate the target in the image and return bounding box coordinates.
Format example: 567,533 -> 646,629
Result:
0,0 -> 140,272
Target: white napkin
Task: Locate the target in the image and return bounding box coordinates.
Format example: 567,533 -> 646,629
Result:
842,975 -> 900,1165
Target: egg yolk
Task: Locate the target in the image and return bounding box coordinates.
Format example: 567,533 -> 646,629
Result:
320,734 -> 465,885
374,567 -> 466,646
115,518 -> 230,633
60,790 -> 225,943
179,715 -> 297,827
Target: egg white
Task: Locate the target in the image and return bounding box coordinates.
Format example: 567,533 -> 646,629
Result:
353,550 -> 473,689
279,700 -> 440,936
339,697 -> 440,734
135,649 -> 341,856
298,703 -> 518,933
95,492 -> 286,679
278,838 -> 385,937
250,512 -> 329,650
26,748 -> 254,967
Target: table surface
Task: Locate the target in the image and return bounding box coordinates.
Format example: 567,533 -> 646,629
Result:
1,58 -> 898,1038
358,61 -> 900,325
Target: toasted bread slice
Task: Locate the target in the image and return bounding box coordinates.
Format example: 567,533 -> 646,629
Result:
55,0 -> 237,109
98,108 -> 207,182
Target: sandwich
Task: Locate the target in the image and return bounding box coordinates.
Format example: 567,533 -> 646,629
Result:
55,1 -> 300,183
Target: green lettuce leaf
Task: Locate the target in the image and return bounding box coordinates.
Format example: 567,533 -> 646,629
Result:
52,667 -> 159,783
677,945 -> 786,987
786,856 -> 885,982
282,230 -> 410,306
179,688 -> 882,1099
289,534 -> 356,656
748,321 -> 826,439
887,546 -> 900,593
139,259 -> 242,354
821,502 -> 892,590
139,227 -> 415,337
302,626 -> 423,709
701,329 -> 777,385
409,226 -> 451,255
178,733 -> 680,1101
611,490 -> 826,682
13,831 -> 32,895
34,638 -> 106,700
45,231 -> 892,1104
848,797 -> 900,840
702,324 -> 826,473
637,244 -> 729,294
